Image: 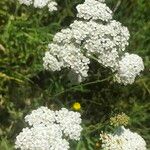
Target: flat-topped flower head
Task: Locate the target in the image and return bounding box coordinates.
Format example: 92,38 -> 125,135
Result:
25,106 -> 56,126
15,124 -> 63,150
43,0 -> 144,84
18,0 -> 57,12
100,126 -> 147,150
110,113 -> 130,127
18,0 -> 32,5
55,108 -> 82,140
115,53 -> 144,85
15,107 -> 82,150
43,43 -> 90,79
76,0 -> 112,21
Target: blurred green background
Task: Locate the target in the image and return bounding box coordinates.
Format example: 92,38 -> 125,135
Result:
0,0 -> 150,149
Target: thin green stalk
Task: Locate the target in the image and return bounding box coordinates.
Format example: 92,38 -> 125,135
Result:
52,75 -> 113,98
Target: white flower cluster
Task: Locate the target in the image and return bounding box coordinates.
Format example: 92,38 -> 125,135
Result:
15,107 -> 82,150
43,0 -> 144,84
43,43 -> 90,79
18,0 -> 57,12
115,53 -> 144,85
76,0 -> 112,21
100,126 -> 147,150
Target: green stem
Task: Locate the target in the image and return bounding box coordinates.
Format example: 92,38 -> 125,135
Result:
52,75 -> 113,98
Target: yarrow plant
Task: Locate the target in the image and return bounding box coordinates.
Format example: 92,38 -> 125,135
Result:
100,126 -> 147,150
110,113 -> 130,127
99,113 -> 147,150
43,0 -> 144,85
15,107 -> 82,150
18,0 -> 57,12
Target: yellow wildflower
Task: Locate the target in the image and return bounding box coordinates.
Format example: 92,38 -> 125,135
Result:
72,102 -> 81,111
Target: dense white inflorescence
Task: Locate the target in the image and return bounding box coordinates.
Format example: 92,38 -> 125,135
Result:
15,107 -> 82,150
43,51 -> 63,71
25,106 -> 56,126
43,43 -> 90,78
15,125 -> 65,150
18,0 -> 57,12
76,0 -> 112,21
55,108 -> 82,140
100,126 -> 147,150
18,0 -> 32,6
43,0 -> 144,84
115,53 -> 144,85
